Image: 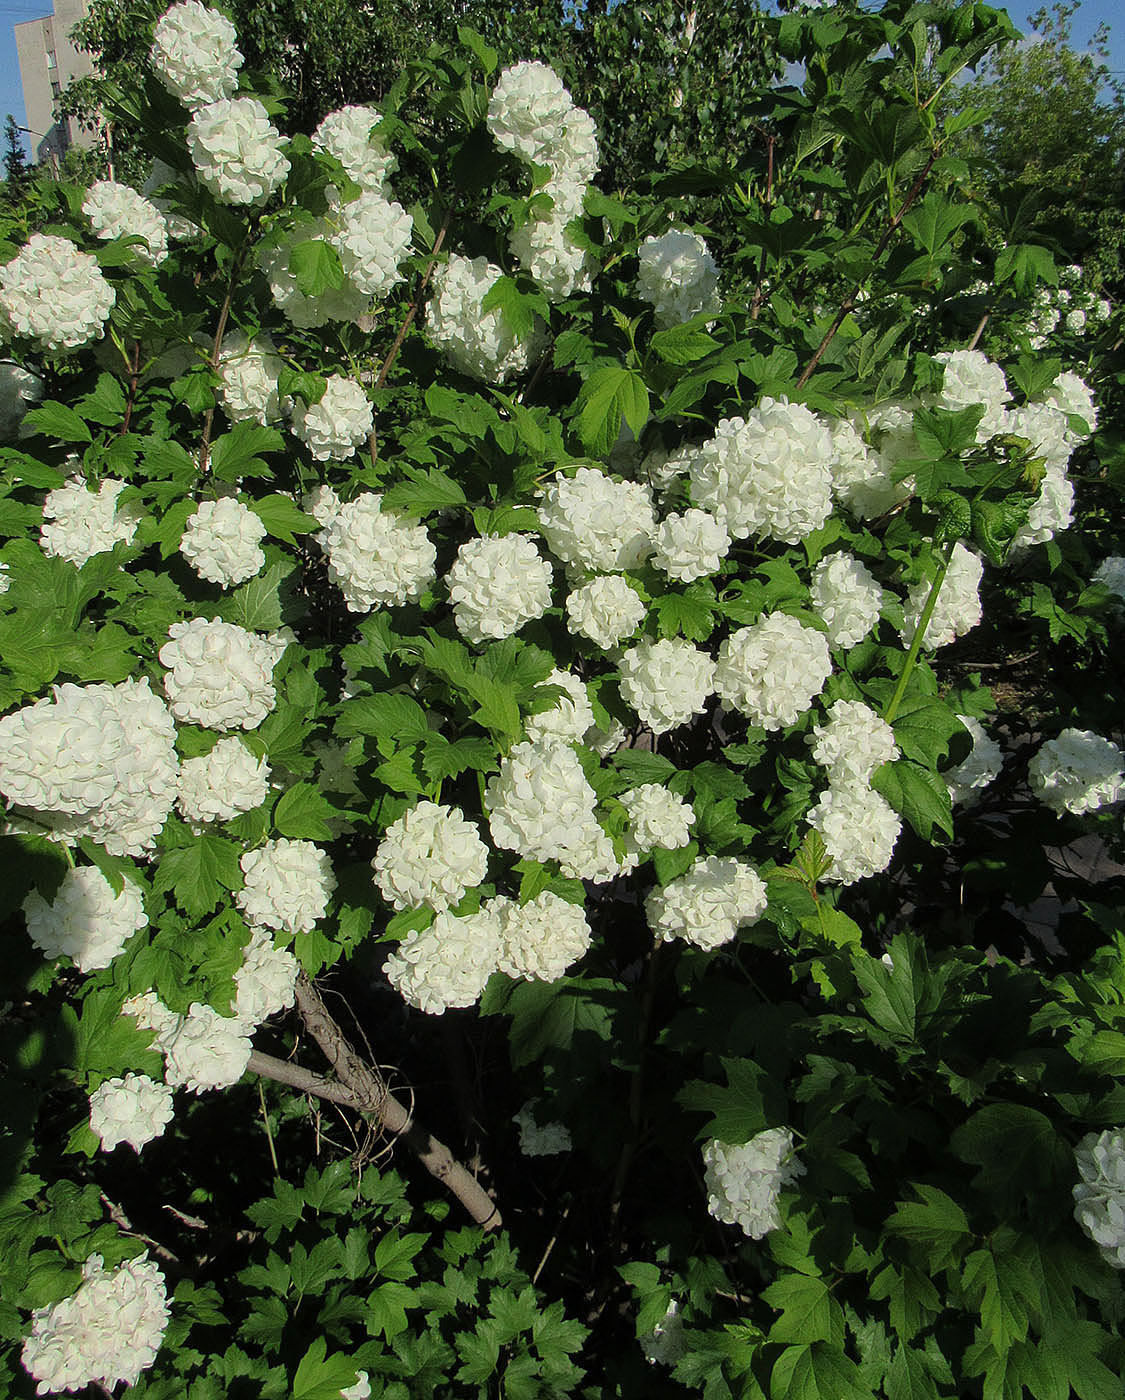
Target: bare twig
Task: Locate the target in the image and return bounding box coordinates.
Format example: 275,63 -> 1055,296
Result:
795,146 -> 940,390
966,310 -> 990,351
198,236 -> 250,475
291,975 -> 501,1229
162,1204 -> 208,1232
119,339 -> 141,436
100,1193 -> 179,1266
750,133 -> 776,323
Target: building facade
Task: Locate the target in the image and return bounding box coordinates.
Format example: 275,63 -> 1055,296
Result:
14,0 -> 96,167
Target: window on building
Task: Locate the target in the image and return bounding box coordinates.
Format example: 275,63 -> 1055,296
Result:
51,80 -> 61,99
46,50 -> 57,70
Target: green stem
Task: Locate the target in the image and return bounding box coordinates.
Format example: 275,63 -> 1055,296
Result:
883,539 -> 955,725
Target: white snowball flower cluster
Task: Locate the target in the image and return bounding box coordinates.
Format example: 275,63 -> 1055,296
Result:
372,801 -> 489,913
809,700 -> 898,785
218,331 -> 285,424
715,614 -> 831,730
1006,400 -> 1072,472
426,254 -> 544,383
88,1074 -> 174,1152
304,482 -> 341,527
176,735 -> 270,823
620,784 -> 694,865
340,1373 -> 373,1400
1028,729 -> 1125,816
180,496 -> 266,587
828,418 -> 905,520
0,678 -> 179,855
810,552 -> 884,648
537,467 -> 655,572
524,669 -> 596,747
82,180 -> 168,266
317,492 -> 436,612
187,97 -> 290,205
651,509 -> 730,583
637,229 -> 721,329
260,220 -> 370,328
1094,556 -> 1125,603
565,574 -> 646,650
0,234 -> 115,352
160,618 -> 286,730
619,638 -> 715,734
487,61 -> 575,167
23,865 -> 147,972
151,0 -> 242,108
494,891 -> 592,980
806,783 -> 902,884
233,927 -> 299,1026
0,359 -> 43,438
900,542 -> 983,650
446,533 -> 553,644
945,714 -> 1003,807
932,349 -> 1009,439
21,1253 -> 169,1395
142,157 -> 199,242
703,1128 -> 805,1238
1039,370 -> 1097,435
1014,465 -> 1074,549
384,905 -> 503,1014
486,739 -> 617,880
639,1299 -> 688,1368
40,476 -> 141,565
646,855 -> 767,951
329,192 -> 413,297
1073,1129 -> 1125,1269
292,374 -> 373,461
509,182 -> 592,301
313,104 -> 396,192
237,838 -> 336,934
513,1102 -> 573,1156
689,400 -> 835,544
641,439 -> 695,495
159,1002 -> 254,1092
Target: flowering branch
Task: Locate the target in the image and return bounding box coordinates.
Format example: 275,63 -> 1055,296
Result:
292,974 -> 501,1229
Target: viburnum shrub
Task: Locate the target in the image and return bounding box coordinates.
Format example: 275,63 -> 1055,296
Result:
0,1 -> 1123,1395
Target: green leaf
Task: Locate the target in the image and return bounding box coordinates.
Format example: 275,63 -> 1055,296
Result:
763,1274 -> 835,1346
650,320 -> 719,365
769,1343 -> 869,1400
575,366 -> 649,457
457,25 -> 497,75
289,239 -> 345,297
210,422 -> 283,482
67,988 -> 163,1079
292,1338 -> 363,1400
382,465 -> 467,517
677,1058 -> 776,1143
611,750 -> 677,786
651,587 -> 715,641
963,1247 -> 1034,1353
152,833 -> 243,917
220,561 -> 293,631
419,735 -> 497,784
885,1184 -> 972,1269
480,274 -> 542,340
889,694 -> 967,768
479,975 -> 622,1068
336,693 -> 431,752
250,494 -> 318,545
950,1105 -> 1073,1205
871,758 -> 953,841
273,783 -> 337,840
912,405 -> 985,458
23,400 -> 92,444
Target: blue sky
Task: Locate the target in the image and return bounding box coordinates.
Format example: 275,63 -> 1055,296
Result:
0,0 -> 1121,163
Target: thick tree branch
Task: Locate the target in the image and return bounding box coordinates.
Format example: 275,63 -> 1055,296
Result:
290,974 -> 501,1229
248,1048 -> 360,1108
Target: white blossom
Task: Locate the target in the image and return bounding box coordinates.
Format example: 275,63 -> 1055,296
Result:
565,574 -> 646,650
260,219 -> 371,328
237,838 -> 336,934
524,669 -> 596,747
703,1129 -> 804,1238
160,1002 -> 253,1093
487,61 -> 574,168
899,542 -> 983,650
426,254 -> 545,382
384,906 -> 503,1014
317,492 -> 436,612
234,927 -> 299,1026
510,188 -> 592,301
1013,465 -> 1074,548
340,1373 -> 373,1400
839,405 -> 916,518
0,234 -> 115,352
807,782 -> 902,884
188,97 -> 290,205
646,855 -> 767,950
176,735 -> 270,823
946,715 -> 1003,807
651,508 -> 730,582
372,801 -> 489,913
688,400 -> 834,544
218,331 -> 286,424
932,349 -> 1010,439
151,0 -> 242,108
1039,370 -> 1097,436
41,477 -> 141,566
82,180 -> 168,265
0,359 -> 43,438
637,229 -> 720,328
180,496 -> 267,587
88,1074 -> 174,1152
1094,556 -> 1125,603
446,533 -> 553,644
620,784 -> 694,853
493,891 -> 592,981
809,700 -> 898,785
21,1253 -> 169,1395
313,104 -> 396,192
329,192 -> 413,298
639,1299 -> 688,1368
513,1101 -> 573,1156
23,865 -> 147,972
0,679 -> 179,855
1028,729 -> 1125,816
1073,1129 -> 1125,1269
537,466 -> 655,573
160,618 -> 286,730
715,614 -> 831,730
810,551 -> 884,648
618,637 -> 715,734
292,373 -> 373,461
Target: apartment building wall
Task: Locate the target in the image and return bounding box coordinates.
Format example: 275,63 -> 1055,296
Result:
14,0 -> 96,166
